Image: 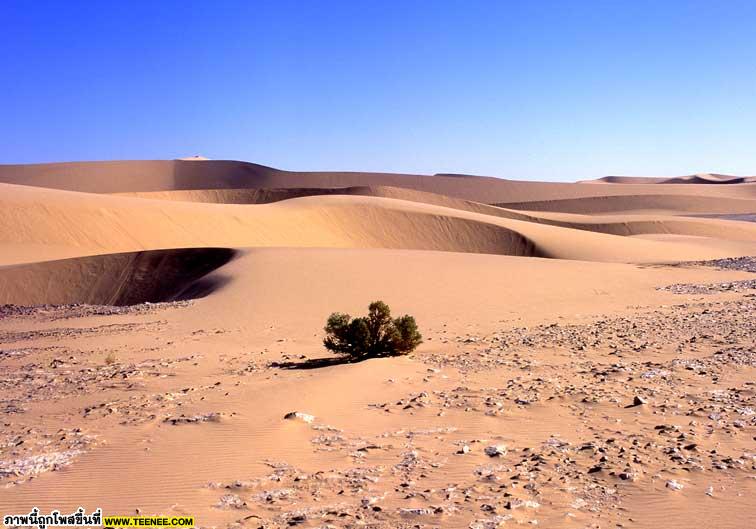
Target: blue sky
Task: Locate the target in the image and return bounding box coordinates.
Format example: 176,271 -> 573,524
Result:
2,1 -> 755,181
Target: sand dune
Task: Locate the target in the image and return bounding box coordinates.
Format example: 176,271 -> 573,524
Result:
1,159 -> 755,529
0,183 -> 543,265
582,173 -> 756,184
3,182 -> 756,269
117,185 -> 756,245
3,160 -> 756,203
664,173 -> 755,184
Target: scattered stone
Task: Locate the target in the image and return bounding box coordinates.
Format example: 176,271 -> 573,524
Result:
658,279 -> 756,295
398,507 -> 436,516
484,445 -> 508,457
216,493 -> 246,509
164,412 -> 223,425
666,479 -> 684,491
284,412 -> 315,423
0,450 -> 83,480
470,515 -> 513,529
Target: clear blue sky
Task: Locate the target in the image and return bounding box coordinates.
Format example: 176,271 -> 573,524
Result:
2,1 -> 755,181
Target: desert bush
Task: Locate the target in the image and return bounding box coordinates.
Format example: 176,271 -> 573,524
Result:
323,301 -> 422,360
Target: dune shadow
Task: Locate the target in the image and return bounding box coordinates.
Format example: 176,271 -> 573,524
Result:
0,247 -> 237,306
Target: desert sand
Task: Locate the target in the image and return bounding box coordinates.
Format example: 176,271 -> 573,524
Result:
0,159 -> 755,529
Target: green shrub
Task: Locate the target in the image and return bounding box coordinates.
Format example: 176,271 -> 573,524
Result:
323,301 -> 422,360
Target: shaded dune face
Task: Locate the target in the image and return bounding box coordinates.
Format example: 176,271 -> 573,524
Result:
117,187 -> 347,204
0,248 -> 236,306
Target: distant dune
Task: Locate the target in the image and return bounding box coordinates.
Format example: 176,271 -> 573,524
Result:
2,160 -> 756,203
581,173 -> 756,185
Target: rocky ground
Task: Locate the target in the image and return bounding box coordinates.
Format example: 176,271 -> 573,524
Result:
0,300 -> 193,320
1,259 -> 755,528
221,294 -> 755,528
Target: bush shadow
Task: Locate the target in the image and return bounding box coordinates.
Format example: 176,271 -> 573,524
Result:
271,356 -> 358,370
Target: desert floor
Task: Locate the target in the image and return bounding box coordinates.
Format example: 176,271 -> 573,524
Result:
0,160 -> 755,529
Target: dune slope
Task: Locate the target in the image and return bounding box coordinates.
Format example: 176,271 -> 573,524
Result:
0,248 -> 235,306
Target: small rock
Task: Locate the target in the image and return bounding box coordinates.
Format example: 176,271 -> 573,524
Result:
164,412 -> 223,425
284,412 -> 315,423
398,507 -> 435,516
484,445 -> 508,457
666,479 -> 684,491
216,493 -> 246,509
287,514 -> 306,525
